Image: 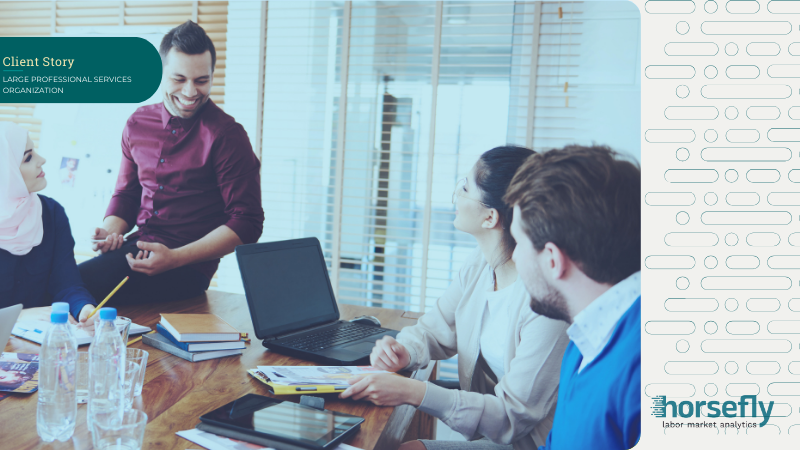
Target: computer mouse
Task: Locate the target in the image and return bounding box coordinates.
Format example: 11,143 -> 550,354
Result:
349,315 -> 381,327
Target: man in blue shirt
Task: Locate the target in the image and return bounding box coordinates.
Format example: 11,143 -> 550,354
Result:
504,145 -> 641,450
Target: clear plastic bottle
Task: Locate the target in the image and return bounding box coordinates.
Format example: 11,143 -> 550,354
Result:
36,311 -> 78,442
87,307 -> 126,430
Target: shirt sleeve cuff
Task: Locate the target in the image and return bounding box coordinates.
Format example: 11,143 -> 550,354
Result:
417,381 -> 457,420
69,299 -> 94,320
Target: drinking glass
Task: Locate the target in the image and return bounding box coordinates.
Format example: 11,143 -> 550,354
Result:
91,409 -> 147,450
125,348 -> 148,397
121,360 -> 140,410
76,352 -> 90,404
115,316 -> 132,344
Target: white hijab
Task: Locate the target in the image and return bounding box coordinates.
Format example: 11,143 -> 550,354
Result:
0,122 -> 43,255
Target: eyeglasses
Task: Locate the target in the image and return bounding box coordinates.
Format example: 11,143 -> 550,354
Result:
452,177 -> 489,207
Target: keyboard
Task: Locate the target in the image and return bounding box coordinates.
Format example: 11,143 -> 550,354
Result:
280,322 -> 386,351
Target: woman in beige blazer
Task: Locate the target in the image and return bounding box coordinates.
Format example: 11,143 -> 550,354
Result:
340,146 -> 570,450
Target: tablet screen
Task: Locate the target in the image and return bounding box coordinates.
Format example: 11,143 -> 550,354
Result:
200,394 -> 363,448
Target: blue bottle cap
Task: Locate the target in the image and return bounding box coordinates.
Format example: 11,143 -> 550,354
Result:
50,312 -> 68,324
51,302 -> 69,313
99,307 -> 117,321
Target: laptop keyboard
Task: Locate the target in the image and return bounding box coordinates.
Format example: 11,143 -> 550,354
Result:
280,322 -> 386,351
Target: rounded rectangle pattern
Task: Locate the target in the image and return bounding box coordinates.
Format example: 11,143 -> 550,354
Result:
665,169 -> 718,183
664,361 -> 719,375
746,42 -> 780,56
768,321 -> 800,334
789,362 -> 800,374
701,276 -> 791,290
789,298 -> 800,311
726,383 -> 760,397
767,383 -> 800,395
726,65 -> 760,79
726,320 -> 761,334
645,320 -> 696,334
747,106 -> 781,119
664,42 -> 719,56
665,298 -> 719,312
701,147 -> 791,161
700,21 -> 792,34
646,192 -> 696,206
645,65 -> 696,78
747,169 -> 781,183
789,233 -> 800,246
768,1 -> 800,13
768,64 -> 800,78
646,129 -> 696,142
746,232 -> 781,246
645,255 -> 696,269
790,106 -> 800,119
726,192 -> 760,206
702,84 -> 792,99
790,170 -> 800,183
726,129 -> 760,143
726,255 -> 760,269
768,192 -> 800,205
767,255 -> 800,268
746,361 -> 780,375
747,298 -> 782,311
644,383 -> 696,398
701,211 -> 792,225
645,0 -> 696,13
664,232 -> 719,246
726,0 -> 760,13
768,128 -> 800,141
701,339 -> 792,352
665,106 -> 719,120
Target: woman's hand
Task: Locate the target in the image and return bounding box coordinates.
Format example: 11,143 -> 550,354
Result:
339,374 -> 426,407
370,335 -> 410,372
76,304 -> 98,332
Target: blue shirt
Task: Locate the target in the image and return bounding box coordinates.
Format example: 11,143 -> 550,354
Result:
0,195 -> 97,319
540,297 -> 641,450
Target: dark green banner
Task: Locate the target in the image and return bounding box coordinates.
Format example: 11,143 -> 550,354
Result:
0,37 -> 161,103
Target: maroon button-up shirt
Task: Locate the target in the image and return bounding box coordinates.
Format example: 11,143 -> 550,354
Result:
106,101 -> 264,280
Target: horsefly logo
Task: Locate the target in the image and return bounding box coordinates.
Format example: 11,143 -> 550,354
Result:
652,395 -> 774,427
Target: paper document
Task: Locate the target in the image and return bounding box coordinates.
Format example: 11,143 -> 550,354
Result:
177,428 -> 364,450
12,320 -> 150,346
256,365 -> 389,386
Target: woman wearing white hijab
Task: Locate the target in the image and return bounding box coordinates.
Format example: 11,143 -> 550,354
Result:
0,122 -> 98,324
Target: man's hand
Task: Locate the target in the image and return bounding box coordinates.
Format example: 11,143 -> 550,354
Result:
76,304 -> 99,332
370,335 -> 410,372
339,374 -> 426,407
125,241 -> 180,276
91,227 -> 124,254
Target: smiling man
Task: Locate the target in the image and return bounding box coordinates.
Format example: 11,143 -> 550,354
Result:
78,21 -> 264,304
504,145 -> 641,450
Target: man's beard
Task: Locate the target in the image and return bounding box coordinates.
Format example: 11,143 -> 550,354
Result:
529,288 -> 572,324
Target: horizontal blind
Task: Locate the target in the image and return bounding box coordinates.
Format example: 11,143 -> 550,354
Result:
0,2 -> 52,36
259,2 -> 344,277
0,104 -> 41,149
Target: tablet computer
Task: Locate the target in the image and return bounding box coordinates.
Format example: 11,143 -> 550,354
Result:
199,394 -> 364,449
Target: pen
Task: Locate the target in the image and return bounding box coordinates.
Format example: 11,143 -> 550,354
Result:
87,276 -> 129,319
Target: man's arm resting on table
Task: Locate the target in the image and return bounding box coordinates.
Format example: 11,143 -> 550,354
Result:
127,225 -> 243,276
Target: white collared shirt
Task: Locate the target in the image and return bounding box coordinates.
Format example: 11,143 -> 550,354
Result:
567,271 -> 641,372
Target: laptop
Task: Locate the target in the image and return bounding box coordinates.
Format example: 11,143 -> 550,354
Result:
0,304 -> 24,349
236,237 -> 399,365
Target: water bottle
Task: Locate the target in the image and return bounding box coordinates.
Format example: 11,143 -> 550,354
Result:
51,302 -> 69,313
87,307 -> 126,430
36,311 -> 78,442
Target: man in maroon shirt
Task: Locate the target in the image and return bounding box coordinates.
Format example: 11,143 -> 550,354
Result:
78,21 -> 264,304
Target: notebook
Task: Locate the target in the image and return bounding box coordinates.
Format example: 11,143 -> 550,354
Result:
142,331 -> 243,362
160,314 -> 240,342
156,324 -> 245,352
12,320 -> 150,346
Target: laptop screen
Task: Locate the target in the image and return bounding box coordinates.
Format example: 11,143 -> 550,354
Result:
238,240 -> 339,339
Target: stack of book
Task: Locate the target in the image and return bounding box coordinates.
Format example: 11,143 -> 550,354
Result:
143,314 -> 245,362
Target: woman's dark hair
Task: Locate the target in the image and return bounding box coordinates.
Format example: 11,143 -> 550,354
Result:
474,145 -> 536,263
159,21 -> 217,72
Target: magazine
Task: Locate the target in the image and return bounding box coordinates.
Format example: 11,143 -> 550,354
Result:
255,366 -> 388,386
0,353 -> 39,394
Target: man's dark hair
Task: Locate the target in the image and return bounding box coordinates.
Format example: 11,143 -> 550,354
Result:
504,145 -> 641,284
159,21 -> 216,72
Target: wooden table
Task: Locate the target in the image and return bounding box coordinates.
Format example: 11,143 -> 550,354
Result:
1,291 -> 435,450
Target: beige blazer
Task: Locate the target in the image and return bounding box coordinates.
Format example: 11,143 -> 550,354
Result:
396,249 -> 570,450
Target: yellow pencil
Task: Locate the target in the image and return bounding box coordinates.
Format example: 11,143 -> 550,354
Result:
87,276 -> 129,319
